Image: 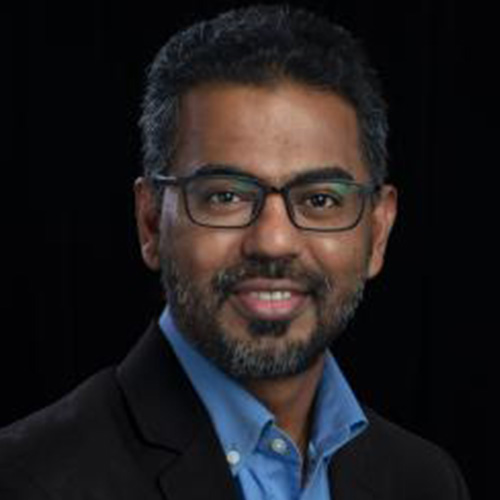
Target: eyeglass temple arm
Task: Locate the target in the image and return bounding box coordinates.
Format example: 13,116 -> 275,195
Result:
149,173 -> 179,186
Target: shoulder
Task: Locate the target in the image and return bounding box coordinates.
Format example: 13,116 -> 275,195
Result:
0,368 -> 119,458
362,406 -> 449,462
362,407 -> 464,468
341,406 -> 470,498
0,368 -> 138,496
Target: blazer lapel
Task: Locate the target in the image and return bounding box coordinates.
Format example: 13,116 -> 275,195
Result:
328,429 -> 383,500
157,420 -> 240,500
116,321 -> 241,500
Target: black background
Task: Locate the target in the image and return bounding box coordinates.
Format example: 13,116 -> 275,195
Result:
3,1 -> 497,498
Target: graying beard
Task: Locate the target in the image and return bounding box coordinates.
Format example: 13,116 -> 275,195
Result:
161,255 -> 365,380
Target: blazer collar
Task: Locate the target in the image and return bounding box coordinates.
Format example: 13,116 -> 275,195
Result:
116,320 -> 240,500
116,320 -> 383,500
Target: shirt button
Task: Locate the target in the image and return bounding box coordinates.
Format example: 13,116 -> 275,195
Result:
226,450 -> 241,466
270,438 -> 288,455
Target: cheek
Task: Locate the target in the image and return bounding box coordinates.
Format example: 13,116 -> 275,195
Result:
165,224 -> 242,281
309,231 -> 371,284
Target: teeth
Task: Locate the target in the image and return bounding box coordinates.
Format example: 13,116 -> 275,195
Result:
250,291 -> 292,301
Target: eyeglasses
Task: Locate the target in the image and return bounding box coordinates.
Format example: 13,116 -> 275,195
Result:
151,171 -> 381,232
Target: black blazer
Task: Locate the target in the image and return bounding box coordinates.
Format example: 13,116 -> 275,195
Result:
0,321 -> 470,499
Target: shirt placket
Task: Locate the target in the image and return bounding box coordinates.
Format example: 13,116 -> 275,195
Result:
256,425 -> 304,499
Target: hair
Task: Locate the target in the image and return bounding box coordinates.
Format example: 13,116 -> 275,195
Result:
139,4 -> 389,191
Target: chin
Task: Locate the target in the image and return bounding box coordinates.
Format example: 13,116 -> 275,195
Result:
221,302 -> 316,340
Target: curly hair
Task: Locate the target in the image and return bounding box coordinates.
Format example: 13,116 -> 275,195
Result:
139,4 -> 389,188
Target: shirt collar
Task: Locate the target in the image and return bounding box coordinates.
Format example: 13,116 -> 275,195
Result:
159,307 -> 368,471
312,349 -> 368,457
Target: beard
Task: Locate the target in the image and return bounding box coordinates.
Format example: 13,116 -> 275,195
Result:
160,251 -> 366,381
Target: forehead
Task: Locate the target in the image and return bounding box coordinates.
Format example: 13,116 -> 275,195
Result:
171,81 -> 368,183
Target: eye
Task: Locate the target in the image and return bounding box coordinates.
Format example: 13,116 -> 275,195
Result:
208,191 -> 242,204
304,192 -> 342,209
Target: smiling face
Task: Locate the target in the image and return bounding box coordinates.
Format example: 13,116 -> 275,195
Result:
135,80 -> 397,380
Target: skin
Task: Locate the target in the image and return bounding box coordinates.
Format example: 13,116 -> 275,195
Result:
134,80 -> 398,460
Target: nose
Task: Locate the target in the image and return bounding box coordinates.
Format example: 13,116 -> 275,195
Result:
241,192 -> 301,259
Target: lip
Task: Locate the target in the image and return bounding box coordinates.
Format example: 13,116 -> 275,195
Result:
232,278 -> 309,294
229,279 -> 310,321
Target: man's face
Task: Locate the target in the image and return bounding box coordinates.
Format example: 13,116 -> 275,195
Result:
136,81 -> 397,380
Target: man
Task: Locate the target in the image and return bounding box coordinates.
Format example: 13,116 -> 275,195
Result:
0,4 -> 470,499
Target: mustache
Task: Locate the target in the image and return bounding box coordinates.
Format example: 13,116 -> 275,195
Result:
211,256 -> 332,300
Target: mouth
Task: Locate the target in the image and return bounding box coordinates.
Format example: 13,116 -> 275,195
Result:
228,279 -> 311,321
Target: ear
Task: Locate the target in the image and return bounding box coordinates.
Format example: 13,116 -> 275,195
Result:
367,184 -> 398,278
134,177 -> 161,271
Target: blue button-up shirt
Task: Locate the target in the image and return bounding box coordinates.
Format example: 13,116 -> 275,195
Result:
159,308 -> 368,499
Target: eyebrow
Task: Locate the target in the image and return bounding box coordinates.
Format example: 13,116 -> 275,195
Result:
192,163 -> 355,184
289,166 -> 355,184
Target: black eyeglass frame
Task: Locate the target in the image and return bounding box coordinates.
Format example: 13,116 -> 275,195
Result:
150,172 -> 382,232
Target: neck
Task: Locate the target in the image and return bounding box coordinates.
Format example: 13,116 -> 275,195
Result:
242,353 -> 326,458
